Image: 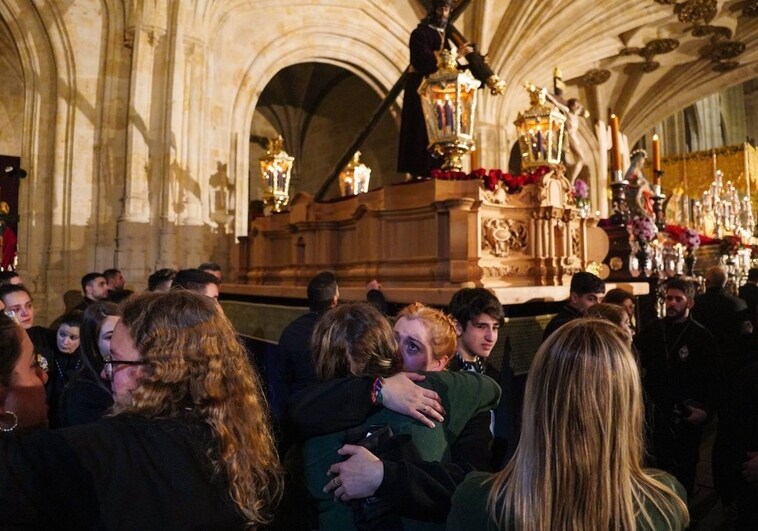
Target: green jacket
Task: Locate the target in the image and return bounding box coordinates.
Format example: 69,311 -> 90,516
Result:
304,371 -> 501,530
447,469 -> 687,530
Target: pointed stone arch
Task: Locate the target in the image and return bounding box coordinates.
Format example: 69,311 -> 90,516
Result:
0,0 -> 77,311
228,27 -> 406,237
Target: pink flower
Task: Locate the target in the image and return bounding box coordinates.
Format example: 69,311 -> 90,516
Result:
573,179 -> 589,200
629,215 -> 657,244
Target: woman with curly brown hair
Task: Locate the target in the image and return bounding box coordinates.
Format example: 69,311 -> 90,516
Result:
0,290 -> 283,529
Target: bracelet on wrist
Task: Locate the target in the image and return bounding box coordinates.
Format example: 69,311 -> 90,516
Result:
370,377 -> 384,406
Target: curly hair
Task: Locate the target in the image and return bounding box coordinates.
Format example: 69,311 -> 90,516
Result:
396,302 -> 457,365
114,291 -> 283,525
488,319 -> 688,530
313,302 -> 401,380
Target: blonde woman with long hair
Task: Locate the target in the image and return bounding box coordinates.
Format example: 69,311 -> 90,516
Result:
448,318 -> 689,530
0,290 -> 282,529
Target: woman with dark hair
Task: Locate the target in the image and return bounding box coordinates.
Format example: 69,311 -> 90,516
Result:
288,302 -> 499,530
0,312 -> 49,433
0,291 -> 283,529
448,319 -> 689,530
603,287 -> 636,322
59,302 -> 119,426
586,302 -> 634,344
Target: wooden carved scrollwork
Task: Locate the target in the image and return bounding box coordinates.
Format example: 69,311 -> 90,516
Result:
482,218 -> 528,257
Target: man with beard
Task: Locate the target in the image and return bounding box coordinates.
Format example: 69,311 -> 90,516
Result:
634,278 -> 721,499
397,0 -> 472,179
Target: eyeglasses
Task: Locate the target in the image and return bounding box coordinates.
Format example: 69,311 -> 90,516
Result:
102,357 -> 147,381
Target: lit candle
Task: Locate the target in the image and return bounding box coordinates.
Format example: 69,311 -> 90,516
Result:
652,134 -> 661,174
470,146 -> 478,170
610,114 -> 622,173
745,142 -> 751,199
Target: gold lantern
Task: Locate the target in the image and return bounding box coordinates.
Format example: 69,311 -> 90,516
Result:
418,50 -> 481,171
514,83 -> 566,169
339,151 -> 372,197
258,135 -> 294,212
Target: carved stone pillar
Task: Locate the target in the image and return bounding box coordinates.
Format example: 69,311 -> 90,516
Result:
116,20 -> 168,280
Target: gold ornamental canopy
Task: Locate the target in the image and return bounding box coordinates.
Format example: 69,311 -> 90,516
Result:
258,135 -> 294,213
417,49 -> 481,171
514,83 -> 567,169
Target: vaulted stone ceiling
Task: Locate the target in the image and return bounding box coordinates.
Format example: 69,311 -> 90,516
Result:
453,0 -> 758,142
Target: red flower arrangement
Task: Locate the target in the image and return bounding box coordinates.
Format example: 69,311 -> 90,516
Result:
719,234 -> 743,257
430,166 -> 550,194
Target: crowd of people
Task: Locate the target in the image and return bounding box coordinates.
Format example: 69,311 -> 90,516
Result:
2,260 -> 756,530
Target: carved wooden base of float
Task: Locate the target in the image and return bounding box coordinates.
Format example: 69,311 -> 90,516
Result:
232,165 -> 599,298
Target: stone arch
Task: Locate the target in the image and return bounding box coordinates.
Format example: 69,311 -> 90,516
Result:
0,0 -> 76,312
229,27 -> 406,237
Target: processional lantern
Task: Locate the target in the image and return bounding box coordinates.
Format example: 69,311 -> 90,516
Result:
339,151 -> 372,197
258,136 -> 294,212
418,49 -> 481,171
514,83 -> 567,169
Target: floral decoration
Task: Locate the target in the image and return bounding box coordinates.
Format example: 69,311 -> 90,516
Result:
430,166 -> 549,194
573,179 -> 589,201
680,228 -> 701,250
629,215 -> 658,244
719,234 -> 742,256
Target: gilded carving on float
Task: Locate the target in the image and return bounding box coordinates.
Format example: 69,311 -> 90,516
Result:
571,229 -> 580,255
482,219 -> 528,258
481,266 -> 535,278
560,256 -> 582,276
581,69 -> 611,86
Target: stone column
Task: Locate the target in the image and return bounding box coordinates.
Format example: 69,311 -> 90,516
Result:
116,13 -> 168,280
693,94 -> 723,150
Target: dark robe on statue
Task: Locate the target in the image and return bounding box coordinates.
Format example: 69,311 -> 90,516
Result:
397,22 -> 446,177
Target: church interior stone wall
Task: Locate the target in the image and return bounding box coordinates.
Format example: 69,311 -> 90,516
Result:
1,0 -> 758,321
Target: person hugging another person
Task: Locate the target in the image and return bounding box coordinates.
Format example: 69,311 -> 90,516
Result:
448,319 -> 689,530
0,290 -> 283,529
282,302 -> 499,530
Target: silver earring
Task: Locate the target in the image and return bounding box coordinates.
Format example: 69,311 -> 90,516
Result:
0,410 -> 18,432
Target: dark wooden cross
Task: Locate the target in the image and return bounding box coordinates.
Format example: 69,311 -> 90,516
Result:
315,0 -> 474,200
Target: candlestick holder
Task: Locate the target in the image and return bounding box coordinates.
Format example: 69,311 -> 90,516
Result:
651,170 -> 666,230
609,170 -> 629,225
